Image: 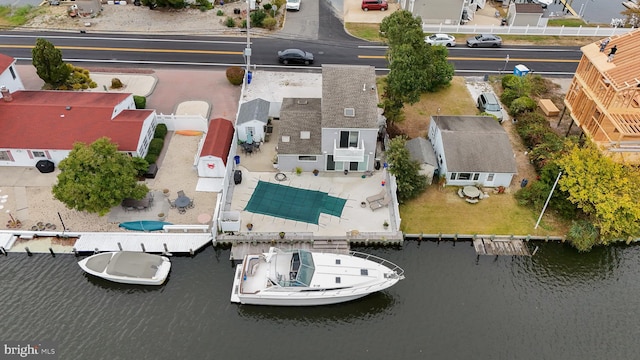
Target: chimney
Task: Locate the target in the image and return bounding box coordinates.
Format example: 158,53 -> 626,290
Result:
0,86 -> 12,102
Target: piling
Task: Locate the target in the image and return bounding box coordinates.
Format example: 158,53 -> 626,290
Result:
141,243 -> 146,252
25,247 -> 32,256
118,242 -> 122,251
163,243 -> 169,253
189,248 -> 194,257
48,247 -> 55,257
73,248 -> 78,256
0,246 -> 6,256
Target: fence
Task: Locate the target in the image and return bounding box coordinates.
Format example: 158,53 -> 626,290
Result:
422,24 -> 634,37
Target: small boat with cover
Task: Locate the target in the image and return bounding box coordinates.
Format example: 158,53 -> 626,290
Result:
78,251 -> 171,285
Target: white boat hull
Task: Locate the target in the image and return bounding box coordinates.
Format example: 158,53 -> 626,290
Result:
78,252 -> 171,286
230,248 -> 404,306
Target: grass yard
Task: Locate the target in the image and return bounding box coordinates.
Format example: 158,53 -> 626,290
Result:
345,23 -> 384,42
400,184 -> 568,236
398,77 -> 478,139
0,5 -> 42,27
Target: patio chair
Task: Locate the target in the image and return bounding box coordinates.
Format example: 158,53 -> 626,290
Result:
457,188 -> 464,198
465,198 -> 479,204
187,199 -> 194,209
168,198 -> 176,209
177,190 -> 186,198
370,193 -> 391,211
178,208 -> 186,215
366,189 -> 386,204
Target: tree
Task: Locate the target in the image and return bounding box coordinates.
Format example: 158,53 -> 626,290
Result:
556,144 -> 640,246
32,38 -> 70,88
52,137 -> 149,216
379,10 -> 454,123
385,136 -> 427,202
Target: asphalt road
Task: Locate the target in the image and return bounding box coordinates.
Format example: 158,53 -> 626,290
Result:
0,0 -> 583,76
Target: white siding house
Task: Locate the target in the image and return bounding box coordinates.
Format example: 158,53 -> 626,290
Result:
236,98 -> 269,144
428,115 -> 517,187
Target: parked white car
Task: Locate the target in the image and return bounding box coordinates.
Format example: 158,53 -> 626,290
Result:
286,0 -> 301,11
424,34 -> 456,47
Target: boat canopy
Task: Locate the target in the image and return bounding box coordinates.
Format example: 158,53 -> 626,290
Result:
275,249 -> 315,287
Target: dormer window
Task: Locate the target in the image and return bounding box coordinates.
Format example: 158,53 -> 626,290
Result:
344,108 -> 355,117
300,131 -> 310,139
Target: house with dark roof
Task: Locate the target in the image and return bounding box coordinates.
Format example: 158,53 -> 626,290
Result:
236,98 -> 269,144
197,118 -> 235,178
428,115 -> 516,187
406,137 -> 438,185
0,53 -> 25,93
0,90 -> 156,167
276,65 -> 380,173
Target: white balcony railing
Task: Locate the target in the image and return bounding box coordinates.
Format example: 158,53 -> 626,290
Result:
333,139 -> 365,163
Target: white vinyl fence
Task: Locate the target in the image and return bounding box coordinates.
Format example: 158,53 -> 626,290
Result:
422,24 -> 634,37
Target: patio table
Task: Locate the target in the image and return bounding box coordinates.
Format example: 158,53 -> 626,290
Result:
463,186 -> 481,199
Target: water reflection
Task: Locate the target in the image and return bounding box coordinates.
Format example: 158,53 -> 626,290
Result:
236,291 -> 397,323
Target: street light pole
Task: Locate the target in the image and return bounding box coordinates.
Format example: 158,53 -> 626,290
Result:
244,0 -> 252,85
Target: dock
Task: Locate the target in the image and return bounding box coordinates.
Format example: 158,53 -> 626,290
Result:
73,232 -> 213,254
473,237 -> 531,256
557,0 -> 579,17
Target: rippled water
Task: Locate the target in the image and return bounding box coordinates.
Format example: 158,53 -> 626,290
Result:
546,0 -> 629,24
2,241 -> 640,359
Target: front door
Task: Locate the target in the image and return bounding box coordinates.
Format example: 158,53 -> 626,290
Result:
327,155 -> 335,171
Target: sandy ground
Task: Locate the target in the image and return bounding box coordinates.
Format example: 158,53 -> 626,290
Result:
24,1 -> 279,34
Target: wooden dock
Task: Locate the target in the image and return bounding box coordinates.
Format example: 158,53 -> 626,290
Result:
473,238 -> 531,256
557,0 -> 579,17
73,232 -> 213,254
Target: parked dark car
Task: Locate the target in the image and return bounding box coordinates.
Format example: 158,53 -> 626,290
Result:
466,34 -> 502,48
277,49 -> 314,65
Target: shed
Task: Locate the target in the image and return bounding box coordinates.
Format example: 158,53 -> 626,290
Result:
406,137 -> 438,184
197,118 -> 234,178
507,3 -> 545,26
236,98 -> 269,144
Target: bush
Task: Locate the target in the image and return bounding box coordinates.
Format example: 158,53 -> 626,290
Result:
250,10 -> 267,26
501,74 -> 519,90
194,0 -> 212,10
217,9 -> 224,16
226,66 -> 245,85
133,95 -> 146,109
144,153 -> 158,165
111,78 -> 123,89
154,123 -> 168,139
500,88 -> 521,108
148,138 -> 164,155
225,17 -> 235,27
567,219 -> 600,252
509,96 -> 537,116
262,16 -> 277,30
263,3 -> 272,10
272,0 -> 285,12
241,19 -> 247,28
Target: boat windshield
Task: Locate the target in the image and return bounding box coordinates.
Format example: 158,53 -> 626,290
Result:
295,250 -> 315,286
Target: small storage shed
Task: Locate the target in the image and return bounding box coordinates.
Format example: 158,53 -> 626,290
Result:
406,137 -> 438,185
236,98 -> 269,144
197,118 -> 234,178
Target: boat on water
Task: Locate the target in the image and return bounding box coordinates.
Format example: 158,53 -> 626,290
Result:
78,251 -> 171,285
230,247 -> 405,306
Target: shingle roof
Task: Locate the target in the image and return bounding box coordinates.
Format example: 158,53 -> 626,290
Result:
432,116 -> 516,173
237,98 -> 270,125
0,54 -> 14,73
201,118 -> 234,165
277,98 -> 322,155
321,65 -> 378,129
406,137 -> 437,166
515,3 -> 544,14
0,90 -> 150,151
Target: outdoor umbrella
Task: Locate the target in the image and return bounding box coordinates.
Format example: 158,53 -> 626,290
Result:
36,160 -> 55,173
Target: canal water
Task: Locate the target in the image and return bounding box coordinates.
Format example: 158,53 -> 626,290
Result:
546,0 -> 630,25
2,241 -> 640,359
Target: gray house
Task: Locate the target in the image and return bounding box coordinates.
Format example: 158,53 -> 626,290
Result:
428,116 -> 516,187
403,0 -> 486,25
406,137 -> 438,185
236,98 -> 269,144
276,65 -> 380,173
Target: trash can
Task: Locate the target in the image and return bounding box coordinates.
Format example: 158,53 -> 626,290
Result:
520,178 -> 528,188
234,170 -> 242,185
234,155 -> 240,165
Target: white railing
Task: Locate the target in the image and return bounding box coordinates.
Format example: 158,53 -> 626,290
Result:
422,24 -> 634,37
332,139 -> 365,162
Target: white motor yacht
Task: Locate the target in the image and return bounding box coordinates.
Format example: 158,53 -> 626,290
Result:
230,247 -> 404,306
78,251 -> 171,286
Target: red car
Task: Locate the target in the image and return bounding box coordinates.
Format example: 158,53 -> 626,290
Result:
362,0 -> 388,11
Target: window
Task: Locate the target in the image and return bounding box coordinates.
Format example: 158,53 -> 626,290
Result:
281,136 -> 290,142
9,67 -> 16,80
360,269 -> 369,276
32,151 -> 46,158
298,156 -> 316,161
487,173 -> 495,181
344,108 -> 355,117
450,173 -> 456,180
473,173 -> 479,181
300,131 -> 310,139
339,131 -> 359,148
458,173 -> 471,180
335,277 -> 341,284
0,151 -> 12,161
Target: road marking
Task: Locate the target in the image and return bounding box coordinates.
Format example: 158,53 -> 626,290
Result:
0,44 -> 243,55
358,54 -> 579,62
